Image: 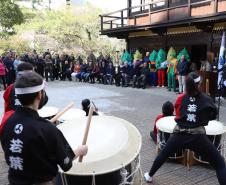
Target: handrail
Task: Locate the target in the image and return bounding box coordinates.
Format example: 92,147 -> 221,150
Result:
100,0 -> 212,17
100,0 -> 218,32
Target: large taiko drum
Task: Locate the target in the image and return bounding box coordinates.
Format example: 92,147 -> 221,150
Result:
156,116 -> 184,159
58,108 -> 86,123
156,116 -> 226,163
193,120 -> 225,164
57,116 -> 142,185
38,106 -> 59,120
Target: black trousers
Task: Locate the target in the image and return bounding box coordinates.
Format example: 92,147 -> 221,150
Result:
0,75 -> 6,89
149,133 -> 226,185
121,74 -> 130,87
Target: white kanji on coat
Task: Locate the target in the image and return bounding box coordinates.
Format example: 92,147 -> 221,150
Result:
9,139 -> 23,153
187,114 -> 196,122
9,156 -> 23,171
187,104 -> 197,113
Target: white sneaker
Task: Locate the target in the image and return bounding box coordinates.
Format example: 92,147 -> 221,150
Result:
144,172 -> 153,183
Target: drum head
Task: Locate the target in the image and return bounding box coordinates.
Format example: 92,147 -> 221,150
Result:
58,108 -> 86,122
205,121 -> 226,135
38,106 -> 59,118
57,116 -> 142,175
156,116 -> 176,133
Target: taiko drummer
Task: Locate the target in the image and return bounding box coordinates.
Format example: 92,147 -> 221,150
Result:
144,72 -> 226,185
0,71 -> 88,185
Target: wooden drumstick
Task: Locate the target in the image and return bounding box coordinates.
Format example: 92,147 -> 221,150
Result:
78,106 -> 95,163
50,102 -> 74,123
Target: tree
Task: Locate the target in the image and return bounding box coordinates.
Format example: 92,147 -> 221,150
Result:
0,0 -> 24,35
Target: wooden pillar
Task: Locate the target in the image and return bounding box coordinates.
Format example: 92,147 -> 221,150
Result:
214,0 -> 218,13
210,32 -> 214,52
100,16 -> 103,31
188,0 -> 191,17
121,11 -> 124,27
127,0 -> 131,17
126,37 -> 130,51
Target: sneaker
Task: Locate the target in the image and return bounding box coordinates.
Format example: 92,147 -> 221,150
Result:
144,172 -> 153,183
162,85 -> 165,87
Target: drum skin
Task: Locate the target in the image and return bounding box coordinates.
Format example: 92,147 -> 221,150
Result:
38,106 -> 59,120
57,116 -> 142,185
156,116 -> 226,163
58,108 -> 86,123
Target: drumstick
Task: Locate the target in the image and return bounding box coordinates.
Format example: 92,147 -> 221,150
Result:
49,102 -> 74,123
78,106 -> 95,163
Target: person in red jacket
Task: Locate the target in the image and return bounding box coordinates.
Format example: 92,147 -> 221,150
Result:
150,101 -> 174,143
3,62 -> 33,113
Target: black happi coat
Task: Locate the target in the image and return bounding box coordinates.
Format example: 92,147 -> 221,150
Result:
0,107 -> 75,185
175,92 -> 217,129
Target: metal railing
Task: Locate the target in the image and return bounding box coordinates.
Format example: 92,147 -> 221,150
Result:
100,0 -> 220,32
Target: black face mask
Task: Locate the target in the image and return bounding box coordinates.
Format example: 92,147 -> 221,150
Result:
38,90 -> 48,109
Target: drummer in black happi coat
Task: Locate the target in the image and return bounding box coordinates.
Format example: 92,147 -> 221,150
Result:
0,71 -> 88,185
144,72 -> 226,185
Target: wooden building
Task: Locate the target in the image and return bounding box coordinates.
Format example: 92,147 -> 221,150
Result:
100,0 -> 226,67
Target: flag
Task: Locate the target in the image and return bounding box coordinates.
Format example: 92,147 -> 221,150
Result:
218,31 -> 226,86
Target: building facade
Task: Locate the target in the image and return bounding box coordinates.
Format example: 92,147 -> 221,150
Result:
100,0 -> 226,66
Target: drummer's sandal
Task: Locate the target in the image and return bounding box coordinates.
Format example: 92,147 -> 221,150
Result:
144,172 -> 153,183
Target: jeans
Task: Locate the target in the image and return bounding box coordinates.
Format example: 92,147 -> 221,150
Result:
178,75 -> 186,93
149,133 -> 226,185
149,72 -> 157,86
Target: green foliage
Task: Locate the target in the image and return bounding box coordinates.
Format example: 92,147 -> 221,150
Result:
0,0 -> 24,34
133,50 -> 142,61
167,47 -> 177,61
177,48 -> 190,62
156,49 -> 166,69
13,4 -> 125,55
149,50 -> 157,61
121,51 -> 132,64
0,36 -> 31,55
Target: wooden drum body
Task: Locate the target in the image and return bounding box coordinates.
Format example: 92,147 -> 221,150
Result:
57,116 -> 142,185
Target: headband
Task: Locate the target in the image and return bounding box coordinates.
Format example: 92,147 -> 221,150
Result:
15,81 -> 45,95
194,76 -> 201,83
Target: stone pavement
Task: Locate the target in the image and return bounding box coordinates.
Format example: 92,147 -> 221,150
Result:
0,81 -> 226,185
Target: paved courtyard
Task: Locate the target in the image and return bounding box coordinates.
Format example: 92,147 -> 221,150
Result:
0,81 -> 226,185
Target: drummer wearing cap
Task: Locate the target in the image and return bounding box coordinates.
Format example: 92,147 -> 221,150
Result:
0,71 -> 88,185
144,72 -> 226,185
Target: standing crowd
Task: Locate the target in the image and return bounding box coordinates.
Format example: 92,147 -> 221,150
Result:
0,48 -> 217,93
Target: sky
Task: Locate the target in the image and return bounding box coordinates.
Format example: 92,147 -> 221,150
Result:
71,0 -> 127,11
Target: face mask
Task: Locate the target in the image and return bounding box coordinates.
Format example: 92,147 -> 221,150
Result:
38,90 -> 48,109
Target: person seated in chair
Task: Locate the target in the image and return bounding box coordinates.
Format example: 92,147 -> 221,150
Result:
132,60 -> 142,88
121,62 -> 132,87
99,60 -> 107,84
104,62 -> 115,85
89,63 -> 100,84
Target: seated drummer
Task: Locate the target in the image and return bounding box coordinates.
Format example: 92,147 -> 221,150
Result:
150,101 -> 174,143
0,71 -> 88,185
82,99 -> 99,116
